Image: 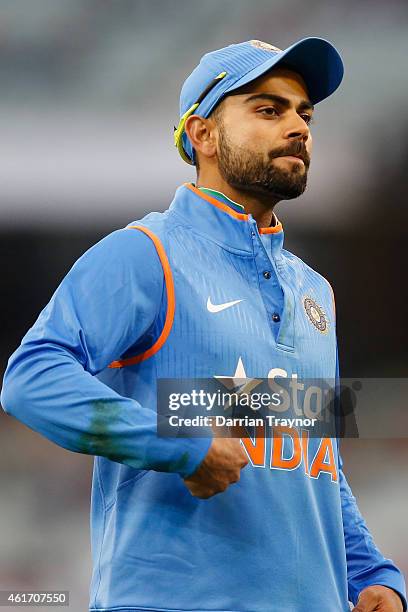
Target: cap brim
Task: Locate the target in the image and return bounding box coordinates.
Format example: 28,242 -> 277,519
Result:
226,37 -> 344,105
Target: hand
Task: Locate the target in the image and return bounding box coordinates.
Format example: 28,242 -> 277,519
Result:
183,433 -> 249,499
353,585 -> 403,611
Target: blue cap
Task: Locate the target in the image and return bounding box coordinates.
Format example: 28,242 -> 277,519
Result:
174,37 -> 344,165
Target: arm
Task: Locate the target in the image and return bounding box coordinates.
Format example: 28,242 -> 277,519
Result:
335,336 -> 406,610
328,278 -> 407,611
339,452 -> 407,610
1,227 -> 211,477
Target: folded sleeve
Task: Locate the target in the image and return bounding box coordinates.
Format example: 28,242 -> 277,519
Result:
1,227 -> 211,478
339,452 -> 407,610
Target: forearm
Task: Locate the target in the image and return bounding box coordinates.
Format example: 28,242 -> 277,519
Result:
1,340 -> 210,478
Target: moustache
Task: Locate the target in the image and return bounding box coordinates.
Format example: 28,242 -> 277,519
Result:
270,144 -> 310,166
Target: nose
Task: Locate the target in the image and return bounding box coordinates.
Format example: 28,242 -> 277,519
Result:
283,111 -> 310,142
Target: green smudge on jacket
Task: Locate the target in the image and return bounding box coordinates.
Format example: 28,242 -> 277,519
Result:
78,400 -> 126,463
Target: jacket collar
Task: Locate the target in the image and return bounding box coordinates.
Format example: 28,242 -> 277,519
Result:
169,183 -> 284,254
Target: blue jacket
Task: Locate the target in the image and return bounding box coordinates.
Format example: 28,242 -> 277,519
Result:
2,183 -> 406,612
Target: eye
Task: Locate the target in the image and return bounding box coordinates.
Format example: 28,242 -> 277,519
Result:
301,114 -> 315,126
258,107 -> 279,116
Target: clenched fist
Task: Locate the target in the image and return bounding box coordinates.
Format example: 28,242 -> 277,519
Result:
353,585 -> 403,611
183,435 -> 249,499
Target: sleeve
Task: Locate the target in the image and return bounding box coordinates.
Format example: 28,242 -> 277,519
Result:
339,452 -> 407,610
0,227 -> 211,478
333,343 -> 407,610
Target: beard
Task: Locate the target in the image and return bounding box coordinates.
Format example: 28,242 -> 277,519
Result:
216,126 -> 310,200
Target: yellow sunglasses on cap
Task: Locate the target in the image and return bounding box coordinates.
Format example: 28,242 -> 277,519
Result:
174,71 -> 227,165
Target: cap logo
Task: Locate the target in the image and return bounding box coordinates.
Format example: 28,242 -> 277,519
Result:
250,40 -> 282,53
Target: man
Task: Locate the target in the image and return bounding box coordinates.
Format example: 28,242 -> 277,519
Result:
1,37 -> 406,612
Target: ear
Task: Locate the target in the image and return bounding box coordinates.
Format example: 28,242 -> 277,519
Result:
184,114 -> 218,162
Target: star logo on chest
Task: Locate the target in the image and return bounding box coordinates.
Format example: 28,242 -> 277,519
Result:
214,356 -> 262,395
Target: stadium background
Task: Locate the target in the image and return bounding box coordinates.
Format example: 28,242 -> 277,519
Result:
0,1 -> 407,609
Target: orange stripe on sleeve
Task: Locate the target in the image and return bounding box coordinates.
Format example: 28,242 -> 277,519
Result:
326,281 -> 336,320
108,225 -> 175,368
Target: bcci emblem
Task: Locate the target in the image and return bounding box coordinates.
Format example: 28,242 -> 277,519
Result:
250,40 -> 282,53
303,296 -> 328,334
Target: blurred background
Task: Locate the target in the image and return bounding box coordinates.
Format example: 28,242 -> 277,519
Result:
0,0 -> 407,609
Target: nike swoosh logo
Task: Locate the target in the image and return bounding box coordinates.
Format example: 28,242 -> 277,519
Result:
207,297 -> 244,313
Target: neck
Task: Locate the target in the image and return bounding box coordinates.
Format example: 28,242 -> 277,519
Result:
196,174 -> 280,228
